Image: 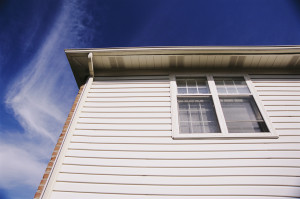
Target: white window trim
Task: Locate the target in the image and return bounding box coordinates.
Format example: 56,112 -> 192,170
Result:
170,74 -> 278,139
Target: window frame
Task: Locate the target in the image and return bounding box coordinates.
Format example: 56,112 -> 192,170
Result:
170,74 -> 278,139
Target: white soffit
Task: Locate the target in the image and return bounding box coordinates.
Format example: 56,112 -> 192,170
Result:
65,46 -> 300,87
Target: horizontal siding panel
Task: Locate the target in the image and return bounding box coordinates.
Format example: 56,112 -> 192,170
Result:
267,111 -> 300,117
89,88 -> 170,92
273,123 -> 300,129
60,165 -> 300,177
73,130 -> 171,137
75,124 -> 171,131
256,87 -> 300,91
88,92 -> 170,97
92,80 -> 170,84
265,106 -> 300,111
66,132 -> 295,137
51,192 -> 295,199
91,83 -> 170,88
93,79 -> 169,83
84,102 -> 171,107
63,157 -> 300,167
257,92 -> 300,96
261,101 -> 300,106
94,76 -> 169,80
82,107 -> 171,112
79,112 -> 171,118
275,129 -> 300,134
71,135 -> 300,144
253,82 -> 300,87
57,174 -> 300,187
258,91 -> 300,99
85,97 -> 171,102
270,117 -> 300,122
260,96 -> 300,100
53,182 -> 300,197
65,150 -> 300,159
77,118 -> 171,124
68,143 -> 300,151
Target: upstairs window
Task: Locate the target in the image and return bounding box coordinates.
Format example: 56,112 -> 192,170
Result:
171,75 -> 276,139
176,77 -> 220,134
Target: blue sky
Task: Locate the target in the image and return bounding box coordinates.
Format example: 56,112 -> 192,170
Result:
1,0 -> 300,198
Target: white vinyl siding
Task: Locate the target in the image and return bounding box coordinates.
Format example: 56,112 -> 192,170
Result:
251,75 -> 300,135
43,75 -> 300,199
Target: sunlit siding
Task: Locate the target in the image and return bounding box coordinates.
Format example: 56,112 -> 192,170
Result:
48,75 -> 300,199
250,75 -> 300,134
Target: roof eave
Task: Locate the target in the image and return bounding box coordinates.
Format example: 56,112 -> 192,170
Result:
65,46 -> 300,88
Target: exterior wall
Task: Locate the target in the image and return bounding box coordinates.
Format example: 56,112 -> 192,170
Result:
41,75 -> 300,199
251,75 -> 300,134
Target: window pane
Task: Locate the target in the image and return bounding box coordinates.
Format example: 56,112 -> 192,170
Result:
188,87 -> 198,94
214,77 -> 250,94
178,97 -> 221,133
189,102 -> 199,110
187,80 -> 198,94
203,122 -> 220,133
192,122 -> 203,133
220,97 -> 269,133
235,80 -> 250,93
191,111 -> 201,121
178,101 -> 188,109
197,80 -> 209,94
200,100 -> 217,121
177,80 -> 187,94
176,77 -> 210,94
180,122 -> 191,134
179,110 -> 189,121
224,80 -> 237,93
215,80 -> 226,94
226,122 -> 269,133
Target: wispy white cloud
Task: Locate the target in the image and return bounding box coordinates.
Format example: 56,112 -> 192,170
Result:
0,141 -> 45,188
1,0 -> 97,195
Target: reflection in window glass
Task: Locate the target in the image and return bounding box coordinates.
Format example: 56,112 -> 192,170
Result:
178,98 -> 220,133
215,77 -> 250,94
220,97 -> 269,133
176,77 -> 210,94
175,76 -> 271,137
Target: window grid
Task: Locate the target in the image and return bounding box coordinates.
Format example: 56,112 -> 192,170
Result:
177,77 -> 209,94
172,74 -> 276,138
177,76 -> 221,134
179,99 -> 219,133
178,97 -> 220,133
215,77 -> 250,95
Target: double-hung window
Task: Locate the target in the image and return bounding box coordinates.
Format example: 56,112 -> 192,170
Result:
171,75 -> 276,139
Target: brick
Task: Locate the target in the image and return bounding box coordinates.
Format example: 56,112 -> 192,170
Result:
33,82 -> 85,198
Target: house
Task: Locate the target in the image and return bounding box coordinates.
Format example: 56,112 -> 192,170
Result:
35,46 -> 300,198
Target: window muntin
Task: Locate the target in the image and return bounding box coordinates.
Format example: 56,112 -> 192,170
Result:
176,77 -> 220,134
215,77 -> 250,94
178,98 -> 221,134
176,77 -> 210,94
173,75 -> 273,138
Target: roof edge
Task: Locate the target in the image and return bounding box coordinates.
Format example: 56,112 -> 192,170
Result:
65,46 -> 300,88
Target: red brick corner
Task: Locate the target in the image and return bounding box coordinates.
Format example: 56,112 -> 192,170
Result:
34,85 -> 84,199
